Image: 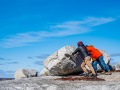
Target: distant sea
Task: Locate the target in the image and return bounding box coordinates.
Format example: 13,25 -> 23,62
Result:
0,78 -> 14,81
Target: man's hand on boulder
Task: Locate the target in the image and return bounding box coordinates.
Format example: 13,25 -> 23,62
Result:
64,53 -> 71,57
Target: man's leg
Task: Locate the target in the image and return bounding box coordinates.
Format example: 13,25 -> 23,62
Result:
98,59 -> 105,70
99,56 -> 112,75
92,61 -> 98,71
85,57 -> 96,75
92,61 -> 98,76
99,56 -> 110,71
97,59 -> 105,74
81,61 -> 88,74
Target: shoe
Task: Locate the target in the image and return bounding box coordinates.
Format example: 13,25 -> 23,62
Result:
105,71 -> 112,75
84,73 -> 89,77
91,74 -> 97,78
80,73 -> 89,77
95,71 -> 98,76
101,70 -> 105,74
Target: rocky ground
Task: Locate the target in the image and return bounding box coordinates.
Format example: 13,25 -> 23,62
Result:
0,72 -> 120,90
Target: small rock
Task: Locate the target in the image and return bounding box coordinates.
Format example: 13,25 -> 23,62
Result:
14,69 -> 38,80
115,63 -> 120,70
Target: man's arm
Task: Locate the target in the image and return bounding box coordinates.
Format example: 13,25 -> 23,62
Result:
72,48 -> 79,55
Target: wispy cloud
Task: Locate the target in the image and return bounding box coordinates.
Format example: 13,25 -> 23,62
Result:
110,53 -> 120,57
28,54 -> 49,59
5,70 -> 15,74
0,62 -> 19,65
81,17 -> 115,27
0,17 -> 115,48
0,61 -> 19,66
7,62 -> 19,64
34,61 -> 44,65
28,56 -> 34,59
0,57 -> 11,61
0,57 -> 5,60
35,54 -> 49,59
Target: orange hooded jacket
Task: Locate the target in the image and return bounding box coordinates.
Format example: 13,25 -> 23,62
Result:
86,45 -> 102,60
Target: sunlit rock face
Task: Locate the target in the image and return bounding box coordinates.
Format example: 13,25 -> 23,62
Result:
40,46 -> 83,76
14,69 -> 38,79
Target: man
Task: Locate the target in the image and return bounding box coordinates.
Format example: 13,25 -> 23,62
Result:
72,41 -> 97,78
86,45 -> 112,75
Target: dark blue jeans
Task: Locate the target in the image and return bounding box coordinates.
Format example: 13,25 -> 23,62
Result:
92,56 -> 110,71
92,58 -> 105,71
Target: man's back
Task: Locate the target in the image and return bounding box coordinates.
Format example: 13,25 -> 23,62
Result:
86,45 -> 102,59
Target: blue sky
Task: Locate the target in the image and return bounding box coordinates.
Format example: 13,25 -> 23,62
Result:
0,0 -> 120,78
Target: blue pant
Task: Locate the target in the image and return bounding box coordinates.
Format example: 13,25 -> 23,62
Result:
92,58 -> 105,71
92,56 -> 110,71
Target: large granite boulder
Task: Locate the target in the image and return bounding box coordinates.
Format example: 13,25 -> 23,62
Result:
40,46 -> 110,76
14,69 -> 38,80
40,46 -> 83,76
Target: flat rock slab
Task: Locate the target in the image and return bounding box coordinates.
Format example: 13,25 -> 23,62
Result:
0,72 -> 120,90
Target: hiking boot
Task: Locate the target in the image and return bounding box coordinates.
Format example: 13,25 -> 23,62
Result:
84,73 -> 89,77
101,70 -> 105,74
105,71 -> 112,75
95,71 -> 98,76
80,73 -> 89,77
91,74 -> 97,78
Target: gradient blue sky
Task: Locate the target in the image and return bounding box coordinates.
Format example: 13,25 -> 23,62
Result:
0,0 -> 120,78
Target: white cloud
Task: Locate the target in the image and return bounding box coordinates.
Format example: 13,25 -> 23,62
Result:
0,17 -> 115,48
81,17 -> 115,27
0,32 -> 44,48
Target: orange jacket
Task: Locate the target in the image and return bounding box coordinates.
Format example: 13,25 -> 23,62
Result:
86,46 -> 102,60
